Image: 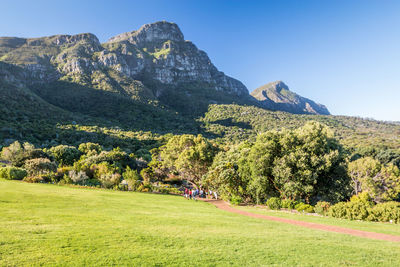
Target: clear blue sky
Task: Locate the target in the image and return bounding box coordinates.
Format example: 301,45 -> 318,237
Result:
1,0 -> 400,121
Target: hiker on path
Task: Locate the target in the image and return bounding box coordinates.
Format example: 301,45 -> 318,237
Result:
214,191 -> 218,200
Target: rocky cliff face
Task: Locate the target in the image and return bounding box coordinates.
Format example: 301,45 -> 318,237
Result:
0,21 -> 249,113
0,21 -> 328,116
251,81 -> 330,115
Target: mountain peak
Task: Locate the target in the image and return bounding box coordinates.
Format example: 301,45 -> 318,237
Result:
251,81 -> 330,115
107,21 -> 184,44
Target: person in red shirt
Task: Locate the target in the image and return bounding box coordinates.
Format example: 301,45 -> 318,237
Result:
184,188 -> 188,199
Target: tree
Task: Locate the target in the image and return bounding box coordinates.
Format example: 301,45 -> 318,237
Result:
348,157 -> 400,202
123,166 -> 141,190
157,134 -> 218,188
0,141 -> 47,167
203,142 -> 252,202
376,149 -> 400,168
0,141 -> 24,165
247,131 -> 281,203
271,122 -> 346,202
204,121 -> 349,204
48,145 -> 81,166
78,142 -> 102,155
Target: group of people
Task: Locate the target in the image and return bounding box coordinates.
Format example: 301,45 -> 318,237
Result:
184,188 -> 218,200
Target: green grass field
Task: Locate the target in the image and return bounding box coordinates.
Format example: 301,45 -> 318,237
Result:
1,179 -> 400,266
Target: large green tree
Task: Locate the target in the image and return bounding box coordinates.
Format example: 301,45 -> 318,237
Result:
203,142 -> 253,202
205,121 -> 350,204
157,134 -> 218,188
270,122 -> 347,202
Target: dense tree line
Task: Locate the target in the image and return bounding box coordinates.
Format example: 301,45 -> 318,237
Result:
1,121 -> 400,223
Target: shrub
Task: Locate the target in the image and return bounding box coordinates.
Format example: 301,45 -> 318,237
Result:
55,166 -> 73,181
24,158 -> 57,176
23,176 -> 44,183
91,162 -> 118,180
266,197 -> 282,210
328,202 -> 349,219
367,202 -> 400,223
48,145 -> 81,166
328,200 -> 370,220
347,201 -> 370,220
68,170 -> 89,184
329,200 -> 400,223
98,173 -> 121,189
0,166 -> 27,180
137,183 -> 153,192
230,195 -> 243,205
281,199 -> 298,209
78,143 -> 102,155
122,166 -> 141,191
350,192 -> 374,207
314,201 -> 331,215
295,203 -> 314,213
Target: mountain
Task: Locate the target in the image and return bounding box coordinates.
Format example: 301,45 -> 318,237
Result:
5,20 -> 396,153
251,81 -> 330,115
0,21 -> 253,116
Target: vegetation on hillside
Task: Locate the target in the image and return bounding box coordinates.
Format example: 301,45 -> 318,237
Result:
2,120 -> 399,223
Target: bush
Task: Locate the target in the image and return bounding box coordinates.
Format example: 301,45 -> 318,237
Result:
328,202 -> 349,219
314,201 -> 331,215
137,183 -> 153,192
329,200 -> 400,223
295,203 -> 314,213
55,166 -> 73,181
347,201 -> 370,220
48,145 -> 81,166
367,202 -> 400,223
350,192 -> 374,207
230,195 -> 243,205
23,176 -> 44,183
281,199 -> 298,209
296,203 -> 314,213
98,173 -> 121,188
24,158 -> 57,176
68,170 -> 89,184
266,197 -> 282,210
0,166 -> 27,180
122,166 -> 141,191
78,143 -> 102,155
328,200 -> 370,220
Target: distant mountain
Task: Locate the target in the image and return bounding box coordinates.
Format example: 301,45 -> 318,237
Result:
251,81 -> 330,115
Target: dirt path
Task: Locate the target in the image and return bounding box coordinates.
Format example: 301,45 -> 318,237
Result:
202,199 -> 400,242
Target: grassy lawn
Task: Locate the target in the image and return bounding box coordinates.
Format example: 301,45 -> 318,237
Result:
235,205 -> 400,236
0,179 -> 399,266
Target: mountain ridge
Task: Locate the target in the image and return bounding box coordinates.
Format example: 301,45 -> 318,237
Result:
251,80 -> 330,115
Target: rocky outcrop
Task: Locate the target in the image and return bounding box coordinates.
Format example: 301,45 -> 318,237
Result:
108,21 -> 184,44
251,81 -> 330,115
103,21 -> 248,97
